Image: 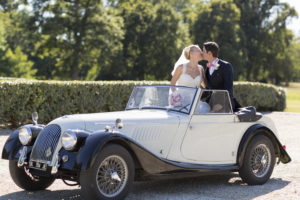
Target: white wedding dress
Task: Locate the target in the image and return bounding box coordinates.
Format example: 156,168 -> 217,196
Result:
174,64 -> 210,113
175,64 -> 202,88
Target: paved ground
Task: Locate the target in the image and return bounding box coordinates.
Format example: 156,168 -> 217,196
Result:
0,112 -> 299,200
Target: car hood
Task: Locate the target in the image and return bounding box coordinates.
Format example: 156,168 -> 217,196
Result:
49,109 -> 183,134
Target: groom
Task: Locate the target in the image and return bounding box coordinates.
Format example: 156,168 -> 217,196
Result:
202,41 -> 239,111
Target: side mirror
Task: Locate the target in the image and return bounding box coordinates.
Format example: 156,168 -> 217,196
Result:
115,118 -> 123,129
32,112 -> 38,125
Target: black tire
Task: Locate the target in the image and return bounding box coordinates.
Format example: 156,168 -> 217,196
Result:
239,135 -> 276,185
80,144 -> 135,200
9,160 -> 55,190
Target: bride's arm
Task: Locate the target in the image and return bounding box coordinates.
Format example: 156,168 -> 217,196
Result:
170,66 -> 183,85
200,65 -> 206,88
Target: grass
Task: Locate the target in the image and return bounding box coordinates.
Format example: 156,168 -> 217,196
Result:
284,82 -> 300,113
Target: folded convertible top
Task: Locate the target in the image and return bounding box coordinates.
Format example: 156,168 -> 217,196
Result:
236,106 -> 262,122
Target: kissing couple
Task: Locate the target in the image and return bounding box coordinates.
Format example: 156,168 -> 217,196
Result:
170,41 -> 240,112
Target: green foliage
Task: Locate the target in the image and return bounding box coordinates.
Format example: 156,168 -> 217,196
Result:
1,47 -> 36,78
0,0 -> 298,84
0,13 -> 6,50
290,38 -> 300,81
149,2 -> 190,80
234,0 -> 297,83
0,79 -> 168,126
98,0 -> 190,80
30,0 -> 124,80
0,80 -> 285,126
0,11 -> 36,78
190,0 -> 243,80
234,82 -> 286,111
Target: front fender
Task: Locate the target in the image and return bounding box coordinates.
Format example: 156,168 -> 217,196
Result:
2,124 -> 44,160
2,129 -> 21,160
237,124 -> 291,166
74,132 -> 143,171
73,132 -> 111,170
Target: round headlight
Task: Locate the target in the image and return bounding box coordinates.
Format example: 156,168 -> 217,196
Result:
19,127 -> 32,145
61,130 -> 77,151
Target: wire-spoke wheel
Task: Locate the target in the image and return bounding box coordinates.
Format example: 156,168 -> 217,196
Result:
250,144 -> 271,178
97,155 -> 128,198
239,135 -> 275,185
80,144 -> 134,200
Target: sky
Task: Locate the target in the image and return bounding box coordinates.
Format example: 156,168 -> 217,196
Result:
281,0 -> 300,36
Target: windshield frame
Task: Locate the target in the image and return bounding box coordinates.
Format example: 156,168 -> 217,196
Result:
125,85 -> 199,115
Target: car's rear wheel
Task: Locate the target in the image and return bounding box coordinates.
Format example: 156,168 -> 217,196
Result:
239,135 -> 276,185
9,160 -> 55,190
80,144 -> 134,200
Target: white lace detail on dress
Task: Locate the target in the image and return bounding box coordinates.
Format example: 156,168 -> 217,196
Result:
176,64 -> 202,88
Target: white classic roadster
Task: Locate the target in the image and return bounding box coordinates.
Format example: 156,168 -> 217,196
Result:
2,85 -> 291,200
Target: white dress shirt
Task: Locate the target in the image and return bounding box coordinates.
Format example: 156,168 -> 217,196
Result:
209,58 -> 219,75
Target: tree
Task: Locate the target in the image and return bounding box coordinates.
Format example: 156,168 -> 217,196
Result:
0,12 -> 8,54
30,0 -> 124,80
190,0 -> 243,80
146,1 -> 190,80
289,38 -> 300,82
99,0 -> 190,80
0,11 -> 36,78
1,47 -> 36,78
234,0 -> 297,83
1,0 -> 298,83
264,3 -> 297,84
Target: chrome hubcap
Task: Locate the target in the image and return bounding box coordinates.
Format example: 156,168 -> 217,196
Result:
111,172 -> 121,182
96,155 -> 128,197
250,144 -> 271,178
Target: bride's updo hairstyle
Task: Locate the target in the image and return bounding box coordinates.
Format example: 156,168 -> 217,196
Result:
184,45 -> 199,60
171,44 -> 200,76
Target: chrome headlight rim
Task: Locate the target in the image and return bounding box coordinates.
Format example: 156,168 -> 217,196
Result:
18,127 -> 32,145
61,130 -> 77,151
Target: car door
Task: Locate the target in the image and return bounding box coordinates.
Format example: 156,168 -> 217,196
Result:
180,90 -> 239,164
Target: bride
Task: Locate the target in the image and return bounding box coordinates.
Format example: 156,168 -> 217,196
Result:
170,44 -> 209,113
171,44 -> 206,88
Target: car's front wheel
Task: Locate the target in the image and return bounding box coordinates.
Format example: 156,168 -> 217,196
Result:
9,160 -> 55,190
239,135 -> 276,185
80,144 -> 135,200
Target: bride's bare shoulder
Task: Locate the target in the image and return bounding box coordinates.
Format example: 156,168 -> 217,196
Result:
175,65 -> 183,73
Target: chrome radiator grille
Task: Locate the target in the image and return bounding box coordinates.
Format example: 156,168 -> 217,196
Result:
30,124 -> 61,162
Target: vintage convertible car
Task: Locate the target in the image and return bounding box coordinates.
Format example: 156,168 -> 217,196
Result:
2,85 -> 291,200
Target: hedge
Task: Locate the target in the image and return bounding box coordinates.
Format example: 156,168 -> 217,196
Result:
0,79 -> 286,126
233,82 -> 286,112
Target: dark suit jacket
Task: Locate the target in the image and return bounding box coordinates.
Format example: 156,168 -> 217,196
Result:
205,59 -> 236,111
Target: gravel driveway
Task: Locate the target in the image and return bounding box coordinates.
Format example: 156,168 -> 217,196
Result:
0,112 -> 299,200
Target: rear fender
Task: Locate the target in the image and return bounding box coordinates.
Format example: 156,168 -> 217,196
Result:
237,124 -> 291,166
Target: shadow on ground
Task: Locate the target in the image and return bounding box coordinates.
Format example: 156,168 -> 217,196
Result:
128,173 -> 290,200
0,189 -> 82,200
0,173 -> 290,200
